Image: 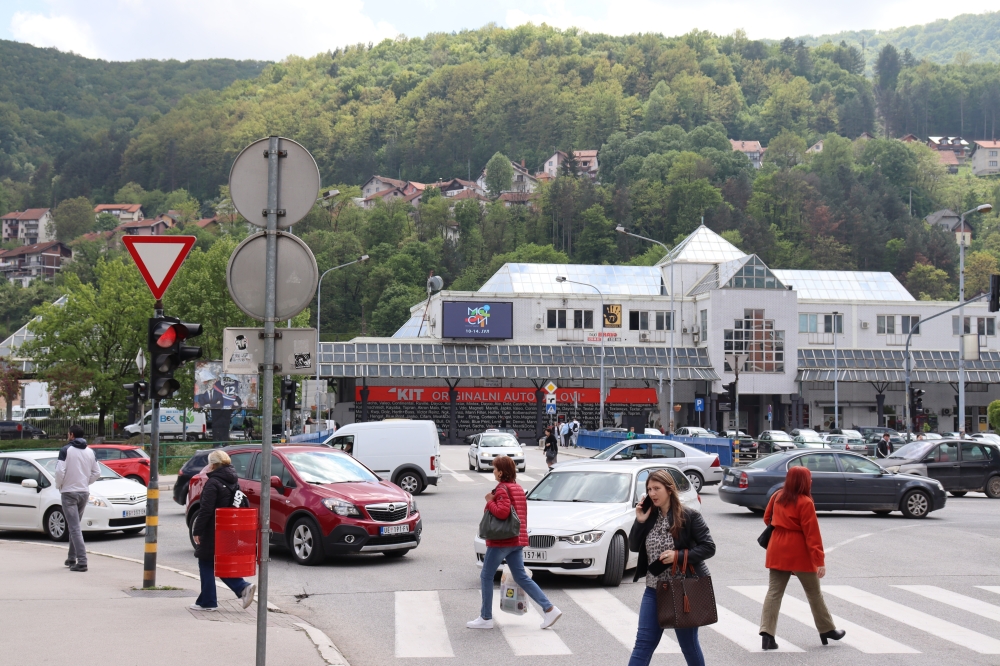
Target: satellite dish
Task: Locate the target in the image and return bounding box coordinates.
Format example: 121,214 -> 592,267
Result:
427,275 -> 444,293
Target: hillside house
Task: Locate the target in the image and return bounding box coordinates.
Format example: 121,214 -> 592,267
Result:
937,150 -> 960,173
900,134 -> 921,143
0,241 -> 72,286
730,140 -> 763,168
542,150 -> 600,180
360,187 -> 422,209
116,217 -> 173,236
971,141 -> 1000,177
925,209 -> 973,244
431,179 -> 486,198
1,209 -> 53,246
193,216 -> 219,230
927,136 -> 969,156
94,203 -> 143,224
477,160 -> 538,195
806,140 -> 823,154
360,176 -> 424,198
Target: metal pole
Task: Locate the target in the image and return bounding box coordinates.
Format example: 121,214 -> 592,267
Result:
256,135 -> 281,666
315,257 -> 366,425
959,224 -> 966,439
833,311 -> 839,430
669,260 -> 675,434
142,397 -> 159,588
599,291 -> 605,430
734,370 -> 740,436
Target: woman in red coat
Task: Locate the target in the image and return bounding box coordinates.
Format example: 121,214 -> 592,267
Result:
759,466 -> 845,650
467,455 -> 562,631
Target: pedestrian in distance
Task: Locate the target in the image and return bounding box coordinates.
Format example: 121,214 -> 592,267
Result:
55,424 -> 101,572
500,415 -> 508,429
468,455 -> 562,630
560,420 -> 570,447
627,426 -> 637,440
571,418 -> 580,447
628,469 -> 715,666
190,450 -> 257,612
876,433 -> 893,458
543,428 -> 558,468
759,466 -> 845,649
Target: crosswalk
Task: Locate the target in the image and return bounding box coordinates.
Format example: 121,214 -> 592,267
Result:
439,464 -> 538,486
389,583 -> 1000,659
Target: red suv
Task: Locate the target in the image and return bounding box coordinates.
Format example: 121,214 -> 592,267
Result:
90,444 -> 150,485
185,445 -> 421,565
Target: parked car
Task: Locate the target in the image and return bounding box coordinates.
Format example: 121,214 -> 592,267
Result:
823,434 -> 867,452
0,421 -> 47,440
864,432 -> 906,456
644,428 -> 664,436
172,444 -> 254,505
323,420 -> 440,494
790,428 -> 821,439
971,433 -> 1000,446
757,430 -> 797,453
473,460 -> 699,586
857,426 -> 900,441
720,449 -> 946,518
877,440 -> 1000,498
581,439 -> 723,492
90,444 -> 150,485
0,451 -> 147,539
674,426 -> 712,437
793,432 -> 827,448
186,445 -> 421,564
467,431 -> 525,473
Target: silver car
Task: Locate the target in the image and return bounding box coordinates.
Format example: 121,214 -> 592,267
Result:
572,439 -> 723,493
468,432 -> 525,473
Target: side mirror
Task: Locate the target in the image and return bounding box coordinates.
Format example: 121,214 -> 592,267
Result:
612,454 -> 624,460
21,479 -> 38,489
270,475 -> 283,491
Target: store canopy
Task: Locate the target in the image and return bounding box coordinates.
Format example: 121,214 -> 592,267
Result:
796,348 -> 1000,383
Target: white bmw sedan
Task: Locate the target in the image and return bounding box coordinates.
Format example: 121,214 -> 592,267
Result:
474,460 -> 700,586
0,451 -> 147,540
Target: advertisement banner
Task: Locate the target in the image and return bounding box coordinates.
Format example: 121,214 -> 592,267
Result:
441,301 -> 514,339
603,304 -> 622,328
193,361 -> 259,410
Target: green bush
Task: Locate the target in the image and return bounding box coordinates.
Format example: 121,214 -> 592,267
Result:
988,400 -> 1000,431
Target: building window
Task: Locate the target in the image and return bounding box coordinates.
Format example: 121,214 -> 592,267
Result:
723,309 -> 784,373
799,314 -> 818,333
954,316 -> 996,335
991,151 -> 998,157
724,256 -> 785,289
547,309 -> 567,329
700,309 -> 708,339
631,310 -> 673,331
991,161 -> 999,168
572,309 -> 594,329
823,314 -> 843,334
877,315 -> 896,335
902,315 -> 920,335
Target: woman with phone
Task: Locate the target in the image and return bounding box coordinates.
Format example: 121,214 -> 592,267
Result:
628,469 -> 715,666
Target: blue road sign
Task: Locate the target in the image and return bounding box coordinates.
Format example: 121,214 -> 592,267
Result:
694,398 -> 705,412
546,404 -> 557,415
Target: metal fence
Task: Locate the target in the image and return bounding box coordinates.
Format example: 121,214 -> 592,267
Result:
22,417 -> 119,440
576,430 -> 734,466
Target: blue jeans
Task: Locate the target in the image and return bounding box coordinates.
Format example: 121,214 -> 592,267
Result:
195,558 -> 250,608
480,546 -> 553,620
629,586 -> 705,666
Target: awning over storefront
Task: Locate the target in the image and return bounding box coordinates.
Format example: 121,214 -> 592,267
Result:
319,342 -> 720,381
796,348 -> 1000,383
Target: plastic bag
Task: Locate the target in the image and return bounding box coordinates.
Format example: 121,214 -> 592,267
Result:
499,564 -> 531,615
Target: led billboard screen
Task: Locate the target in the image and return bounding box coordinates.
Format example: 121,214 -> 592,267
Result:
441,301 -> 513,339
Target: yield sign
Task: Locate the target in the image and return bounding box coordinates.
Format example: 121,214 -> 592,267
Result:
122,236 -> 196,300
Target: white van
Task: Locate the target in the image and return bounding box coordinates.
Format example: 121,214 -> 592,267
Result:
125,409 -> 207,441
323,420 -> 441,494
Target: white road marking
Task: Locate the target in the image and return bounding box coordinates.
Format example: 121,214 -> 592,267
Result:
731,586 -> 918,654
395,591 -> 454,658
826,532 -> 873,553
708,604 -> 804,652
824,585 -> 1000,654
439,464 -> 474,483
518,475 -> 537,483
491,596 -> 572,655
564,588 -> 679,653
978,586 -> 1000,597
897,585 -> 1000,624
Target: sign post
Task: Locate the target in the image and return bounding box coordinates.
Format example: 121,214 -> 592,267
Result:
724,354 -> 748,434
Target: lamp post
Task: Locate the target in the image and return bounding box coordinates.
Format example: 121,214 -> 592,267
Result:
957,204 -> 993,439
315,255 -> 370,422
556,277 -> 605,429
832,311 -> 839,430
616,225 -> 675,433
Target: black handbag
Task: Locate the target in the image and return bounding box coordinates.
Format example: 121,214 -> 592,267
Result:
478,485 -> 521,541
757,523 -> 774,549
656,550 -> 718,629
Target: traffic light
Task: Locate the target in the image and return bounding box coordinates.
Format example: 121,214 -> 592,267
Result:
281,379 -> 296,411
723,382 -> 737,404
913,389 -> 925,412
148,316 -> 203,400
990,275 -> 1000,312
123,381 -> 148,404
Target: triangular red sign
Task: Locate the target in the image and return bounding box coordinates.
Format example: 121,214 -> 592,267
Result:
122,236 -> 197,300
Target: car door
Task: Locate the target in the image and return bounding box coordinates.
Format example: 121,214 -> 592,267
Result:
924,442 -> 961,489
838,454 -> 895,509
787,453 -> 845,509
652,444 -> 683,460
93,447 -> 127,476
468,435 -> 479,466
959,443 -> 994,491
261,454 -> 296,535
237,451 -> 261,509
0,457 -> 44,527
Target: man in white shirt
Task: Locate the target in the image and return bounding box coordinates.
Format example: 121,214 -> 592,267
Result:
55,425 -> 101,572
559,420 -> 570,447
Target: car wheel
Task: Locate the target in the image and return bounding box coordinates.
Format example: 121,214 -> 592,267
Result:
44,507 -> 68,541
686,471 -> 704,494
986,476 -> 1000,499
872,510 -> 892,516
475,459 -> 484,473
396,471 -> 424,495
123,527 -> 145,535
469,458 -> 475,471
383,549 -> 410,558
188,514 -> 198,549
599,533 -> 626,587
518,466 -> 526,473
901,490 -> 931,518
950,491 -> 967,498
290,518 -> 325,566
126,475 -> 146,486
748,508 -> 765,516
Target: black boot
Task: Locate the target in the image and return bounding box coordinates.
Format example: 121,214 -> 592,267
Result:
760,632 -> 778,650
820,629 -> 846,645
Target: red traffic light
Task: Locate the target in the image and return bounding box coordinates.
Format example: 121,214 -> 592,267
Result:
155,326 -> 177,347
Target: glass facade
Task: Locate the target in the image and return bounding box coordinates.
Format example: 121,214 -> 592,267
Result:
773,269 -> 915,301
479,263 -> 667,297
724,256 -> 785,290
723,309 -> 785,373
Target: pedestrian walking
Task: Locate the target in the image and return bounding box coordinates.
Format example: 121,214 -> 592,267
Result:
558,420 -> 569,447
467,455 -> 562,630
543,428 -> 558,468
876,433 -> 893,458
55,425 -> 101,572
758,466 -> 845,649
571,418 -> 580,447
626,426 -> 637,440
628,469 -> 715,666
190,450 -> 257,611
500,415 -> 508,429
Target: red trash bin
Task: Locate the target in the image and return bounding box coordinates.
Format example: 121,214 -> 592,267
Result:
215,508 -> 258,577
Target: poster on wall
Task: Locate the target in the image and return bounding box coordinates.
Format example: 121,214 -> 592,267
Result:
603,304 -> 622,328
441,301 -> 513,339
193,361 -> 259,410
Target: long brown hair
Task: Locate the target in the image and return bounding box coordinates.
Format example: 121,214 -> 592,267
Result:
645,469 -> 684,539
492,455 -> 517,482
778,466 -> 813,505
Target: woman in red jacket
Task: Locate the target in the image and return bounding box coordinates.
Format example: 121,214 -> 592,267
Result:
759,466 -> 845,650
467,455 -> 563,631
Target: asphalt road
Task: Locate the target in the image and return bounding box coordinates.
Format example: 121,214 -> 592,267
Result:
6,444 -> 1000,666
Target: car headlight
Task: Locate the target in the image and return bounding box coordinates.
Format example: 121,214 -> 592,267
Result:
88,495 -> 109,508
408,494 -> 417,513
934,479 -> 944,490
321,498 -> 360,516
558,530 -> 604,545
885,466 -> 900,473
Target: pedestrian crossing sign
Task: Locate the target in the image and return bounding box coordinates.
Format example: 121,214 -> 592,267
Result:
546,404 -> 557,414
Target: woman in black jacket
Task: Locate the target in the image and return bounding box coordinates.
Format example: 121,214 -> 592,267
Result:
628,469 -> 715,666
190,450 -> 256,611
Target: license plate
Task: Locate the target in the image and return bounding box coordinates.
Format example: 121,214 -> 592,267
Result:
725,472 -> 735,482
380,524 -> 410,535
523,550 -> 547,561
121,508 -> 146,518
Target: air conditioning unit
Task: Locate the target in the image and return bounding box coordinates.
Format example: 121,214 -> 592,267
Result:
860,321 -> 869,329
639,332 -> 650,342
682,327 -> 689,334
534,322 -> 543,330
942,407 -> 951,416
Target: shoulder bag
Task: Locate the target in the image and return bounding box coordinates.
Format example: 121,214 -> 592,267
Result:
478,484 -> 521,541
656,549 -> 718,629
758,491 -> 779,549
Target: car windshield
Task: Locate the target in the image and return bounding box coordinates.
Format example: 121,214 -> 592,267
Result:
768,432 -> 793,441
527,471 -> 631,503
285,452 -> 378,484
38,457 -> 119,479
887,442 -> 934,460
480,435 -> 518,448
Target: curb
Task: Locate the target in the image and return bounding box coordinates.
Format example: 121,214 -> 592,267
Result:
2,539 -> 350,666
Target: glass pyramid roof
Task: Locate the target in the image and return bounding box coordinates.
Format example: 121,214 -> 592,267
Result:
479,263 -> 667,297
772,270 -> 914,301
658,225 -> 746,266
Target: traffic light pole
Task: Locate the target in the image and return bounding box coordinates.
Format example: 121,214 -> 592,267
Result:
143,303 -> 163,589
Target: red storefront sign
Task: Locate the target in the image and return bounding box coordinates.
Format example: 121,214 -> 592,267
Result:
356,386 -> 658,404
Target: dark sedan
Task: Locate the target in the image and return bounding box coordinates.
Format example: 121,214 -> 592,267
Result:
876,440 -> 1000,498
719,450 -> 946,519
0,421 -> 47,440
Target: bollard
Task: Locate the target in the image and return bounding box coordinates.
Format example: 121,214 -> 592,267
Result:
215,507 -> 259,578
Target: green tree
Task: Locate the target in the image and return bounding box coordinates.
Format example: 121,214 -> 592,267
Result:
575,205 -> 616,264
95,212 -> 119,232
114,182 -> 147,204
906,263 -> 953,300
762,130 -> 808,169
0,357 -> 22,420
50,196 -> 94,241
964,250 -> 998,296
988,400 -> 1000,432
484,152 -> 514,198
369,283 -> 425,336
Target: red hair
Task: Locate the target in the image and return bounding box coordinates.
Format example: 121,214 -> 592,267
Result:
778,466 -> 812,505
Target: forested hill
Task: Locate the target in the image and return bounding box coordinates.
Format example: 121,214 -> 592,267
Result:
798,11 -> 1000,67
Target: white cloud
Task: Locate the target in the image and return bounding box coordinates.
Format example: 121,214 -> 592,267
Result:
11,11 -> 100,58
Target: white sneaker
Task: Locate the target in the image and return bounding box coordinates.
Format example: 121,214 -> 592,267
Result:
189,604 -> 216,612
540,606 -> 562,629
241,583 -> 257,609
466,617 -> 494,629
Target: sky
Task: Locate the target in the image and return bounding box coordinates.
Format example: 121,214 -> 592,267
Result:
1,0 -> 997,62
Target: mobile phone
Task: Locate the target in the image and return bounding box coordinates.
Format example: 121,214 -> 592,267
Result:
640,494 -> 654,512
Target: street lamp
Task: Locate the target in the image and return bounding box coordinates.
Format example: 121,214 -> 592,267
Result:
616,225 -> 676,433
832,311 -> 839,430
556,276 -> 606,429
314,255 -> 370,422
957,203 -> 993,438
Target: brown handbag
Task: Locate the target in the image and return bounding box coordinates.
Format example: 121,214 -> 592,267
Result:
655,549 -> 719,629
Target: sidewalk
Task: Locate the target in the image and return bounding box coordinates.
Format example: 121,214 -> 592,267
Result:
0,540 -> 338,666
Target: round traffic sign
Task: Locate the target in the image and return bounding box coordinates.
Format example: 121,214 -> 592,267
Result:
229,137 -> 321,229
227,232 -> 319,321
